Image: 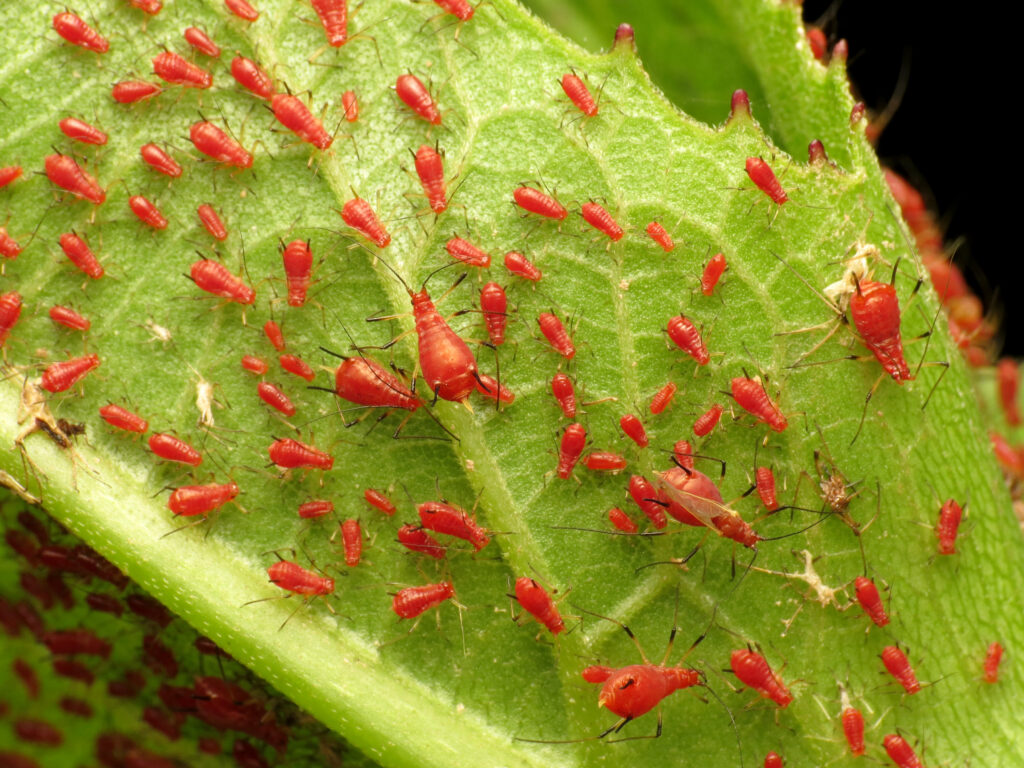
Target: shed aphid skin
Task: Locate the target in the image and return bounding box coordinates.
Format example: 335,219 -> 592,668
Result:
396,74 -> 442,125
882,734 -> 924,768
581,202 -> 623,241
52,12 -> 109,53
513,186 -> 567,221
730,648 -> 792,707
512,576 -> 565,635
881,645 -> 921,694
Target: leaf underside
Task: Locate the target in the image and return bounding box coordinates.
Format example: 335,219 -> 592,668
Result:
1,1 -> 1022,766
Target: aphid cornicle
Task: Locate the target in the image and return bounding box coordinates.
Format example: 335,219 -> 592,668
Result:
396,74 -> 441,125
392,582 -> 455,619
514,577 -> 564,635
414,145 -> 446,213
341,198 -> 390,247
271,93 -> 332,149
53,12 -> 109,53
45,154 -> 105,204
59,117 -> 108,145
41,354 -> 101,393
230,56 -> 275,100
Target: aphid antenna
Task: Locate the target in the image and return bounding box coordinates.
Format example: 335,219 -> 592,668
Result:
667,447 -> 727,479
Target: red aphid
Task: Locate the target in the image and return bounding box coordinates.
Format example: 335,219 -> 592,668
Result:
241,355 -> 268,375
112,81 -> 162,103
60,696 -> 95,717
701,252 -> 727,296
557,423 -> 586,479
754,466 -> 779,511
268,438 -> 334,470
475,373 -> 514,404
272,93 -> 332,149
341,519 -> 362,566
504,251 -> 542,281
608,507 -> 638,534
128,0 -> 163,13
0,165 -> 23,188
334,357 -> 421,410
13,658 -> 39,699
667,315 -> 709,365
396,74 -> 441,124
364,488 -> 396,515
87,594 -> 123,618
854,576 -> 889,627
538,312 -> 575,359
59,117 -> 107,145
41,354 -> 100,393
153,51 -> 212,88
396,524 -> 444,558
764,753 -> 783,768
673,440 -> 694,469
140,144 -> 182,178
883,734 -> 923,768
341,197 -> 390,247
268,561 -> 334,597
225,0 -> 260,21
257,382 -> 296,416
850,280 -> 912,381
936,498 -> 963,556
130,597 -> 173,628
991,431 -> 1024,478
730,649 -> 792,707
129,195 -> 168,229
14,719 -> 62,745
584,451 -> 627,472
806,26 -> 827,60
280,354 -> 314,382
298,500 -> 333,519
660,467 -> 761,547
312,0 -> 348,46
647,382 -> 678,416
184,27 -> 220,57
561,73 -> 597,117
984,641 -> 1004,684
189,122 -> 253,168
731,376 -> 787,432
480,282 -> 506,344
446,236 -> 491,268
646,221 -> 674,252
841,706 -> 865,756
59,232 -> 104,278
49,305 -> 90,332
628,474 -> 668,529
998,358 -> 1021,425
263,321 -> 285,351
392,581 -> 455,619
513,187 -> 567,221
279,240 -> 313,307
551,373 -> 576,418
45,154 -> 105,204
342,90 -> 359,122
745,157 -> 788,205
881,646 -> 921,694
43,628 -> 111,658
409,287 -> 478,403
230,56 -> 275,99
196,204 -> 227,241
418,501 -> 490,550
619,414 -> 648,447
0,227 -> 21,259
432,0 -> 474,21
514,577 -> 564,634
53,12 -> 109,53
190,259 -> 255,304
581,202 -> 623,241
693,403 -> 723,437
149,433 -> 202,466
588,664 -> 700,721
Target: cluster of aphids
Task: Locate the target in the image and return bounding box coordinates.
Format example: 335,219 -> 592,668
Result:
0,1 -> 1012,767
0,501 -> 356,768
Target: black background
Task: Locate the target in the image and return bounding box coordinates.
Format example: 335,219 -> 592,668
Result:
802,1 -> 1015,353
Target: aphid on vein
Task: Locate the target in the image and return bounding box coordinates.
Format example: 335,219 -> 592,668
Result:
230,56 -> 275,99
395,74 -> 441,125
414,145 -> 446,213
513,577 -> 565,635
446,236 -> 490,267
271,93 -> 332,149
52,12 -> 109,53
59,117 -> 108,145
341,197 -> 390,247
581,202 -> 623,241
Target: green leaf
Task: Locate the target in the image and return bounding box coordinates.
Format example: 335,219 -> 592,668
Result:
2,0 -> 1022,766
